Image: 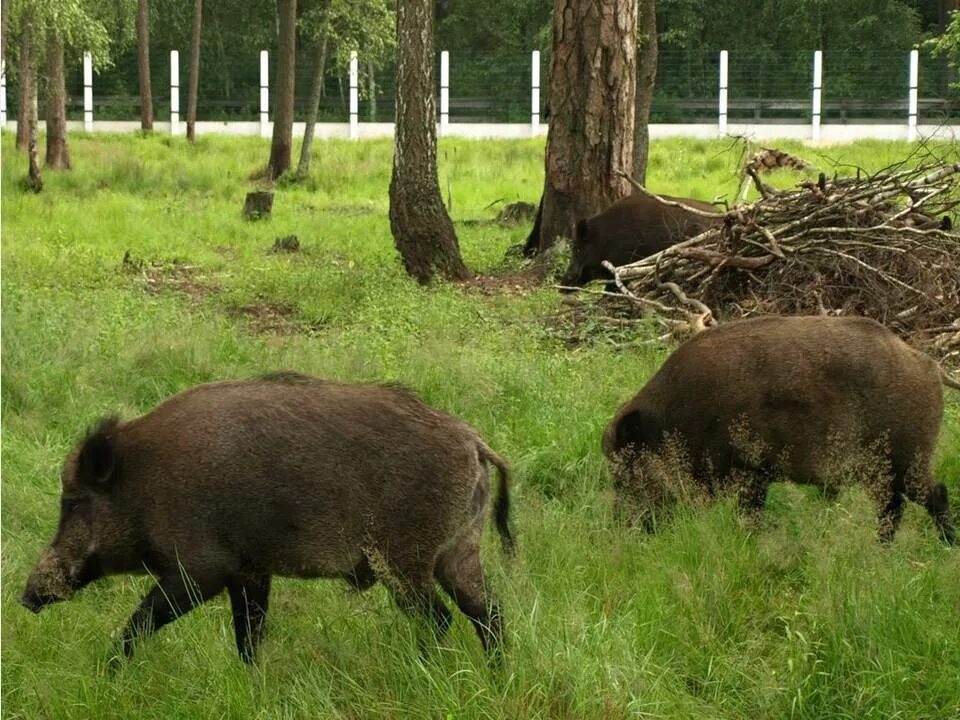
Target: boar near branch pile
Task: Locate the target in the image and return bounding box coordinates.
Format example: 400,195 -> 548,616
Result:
603,159 -> 960,367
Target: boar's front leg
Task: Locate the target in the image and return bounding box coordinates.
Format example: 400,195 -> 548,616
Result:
114,573 -> 226,662
226,575 -> 271,663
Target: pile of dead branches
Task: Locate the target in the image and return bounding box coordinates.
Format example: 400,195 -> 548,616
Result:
604,159 -> 960,367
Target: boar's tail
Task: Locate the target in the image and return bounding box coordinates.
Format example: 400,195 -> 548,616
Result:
941,368 -> 960,392
478,442 -> 515,556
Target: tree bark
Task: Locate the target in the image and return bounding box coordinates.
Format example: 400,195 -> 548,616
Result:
1,0 -> 10,71
267,0 -> 297,179
44,33 -> 71,169
15,9 -> 36,151
389,0 -> 469,284
24,23 -> 41,191
535,0 -> 638,254
186,0 -> 202,142
137,0 -> 154,130
296,34 -> 328,177
632,0 -> 657,186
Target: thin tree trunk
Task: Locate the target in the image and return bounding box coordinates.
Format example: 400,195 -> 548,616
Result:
368,59 -> 376,121
632,0 -> 657,185
267,0 -> 297,179
24,28 -> 41,191
186,0 -> 202,142
44,33 -> 71,169
15,9 -> 35,151
137,0 -> 153,130
1,0 -> 10,71
296,34 -> 329,177
535,0 -> 637,254
389,0 -> 469,283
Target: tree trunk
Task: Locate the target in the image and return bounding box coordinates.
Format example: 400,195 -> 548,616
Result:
24,33 -> 41,191
1,0 -> 10,71
44,33 -> 71,169
535,0 -> 638,254
296,34 -> 328,177
186,0 -> 202,142
368,59 -> 377,121
389,0 -> 469,283
632,0 -> 657,186
15,9 -> 35,151
267,0 -> 297,179
137,0 -> 154,130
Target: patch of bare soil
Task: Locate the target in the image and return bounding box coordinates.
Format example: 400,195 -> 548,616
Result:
226,302 -> 324,335
122,252 -> 219,301
456,272 -> 542,297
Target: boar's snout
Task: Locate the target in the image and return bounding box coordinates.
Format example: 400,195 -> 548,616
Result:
19,587 -> 60,613
21,549 -> 80,612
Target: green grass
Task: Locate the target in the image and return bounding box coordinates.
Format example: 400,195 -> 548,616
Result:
2,132 -> 959,719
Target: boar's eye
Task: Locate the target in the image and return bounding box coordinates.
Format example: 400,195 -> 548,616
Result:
61,497 -> 85,515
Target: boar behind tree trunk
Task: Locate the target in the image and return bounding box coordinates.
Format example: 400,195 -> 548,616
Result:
21,374 -> 514,664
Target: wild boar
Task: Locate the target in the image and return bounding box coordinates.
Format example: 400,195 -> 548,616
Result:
21,373 -> 514,664
603,315 -> 957,543
561,193 -> 723,287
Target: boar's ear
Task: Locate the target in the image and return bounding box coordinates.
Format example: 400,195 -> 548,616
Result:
575,219 -> 589,244
76,416 -> 119,486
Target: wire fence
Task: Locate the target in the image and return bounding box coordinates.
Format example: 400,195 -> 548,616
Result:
5,45 -> 959,125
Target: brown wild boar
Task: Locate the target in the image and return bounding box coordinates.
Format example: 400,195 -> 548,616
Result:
21,373 -> 514,663
561,193 -> 722,288
603,315 -> 957,543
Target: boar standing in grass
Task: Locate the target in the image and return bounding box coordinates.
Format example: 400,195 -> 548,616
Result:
603,315 -> 957,543
561,193 -> 722,288
21,373 -> 514,663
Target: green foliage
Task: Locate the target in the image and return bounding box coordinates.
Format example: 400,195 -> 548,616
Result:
2,133 -> 960,719
928,9 -> 960,89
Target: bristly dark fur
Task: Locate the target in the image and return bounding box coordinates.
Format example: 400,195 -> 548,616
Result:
259,371 -> 314,384
84,415 -> 120,443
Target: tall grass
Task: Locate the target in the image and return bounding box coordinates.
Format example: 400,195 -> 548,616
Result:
2,132 -> 959,719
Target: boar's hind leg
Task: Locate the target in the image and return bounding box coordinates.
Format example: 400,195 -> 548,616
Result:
389,565 -> 453,643
908,480 -> 956,545
435,541 -> 503,654
115,573 -> 226,661
226,575 -> 272,663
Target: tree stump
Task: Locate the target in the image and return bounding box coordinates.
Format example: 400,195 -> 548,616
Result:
271,235 -> 300,253
243,191 -> 273,220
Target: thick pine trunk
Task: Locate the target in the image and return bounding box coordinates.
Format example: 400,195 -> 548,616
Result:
15,11 -> 35,151
632,0 -> 657,186
267,0 -> 297,179
536,0 -> 637,253
137,0 -> 154,130
296,34 -> 327,177
186,0 -> 202,142
44,34 -> 71,169
388,0 -> 469,284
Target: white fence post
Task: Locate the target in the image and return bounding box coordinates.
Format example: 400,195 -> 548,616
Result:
908,49 -> 919,142
349,50 -> 359,140
531,50 -> 541,134
259,50 -> 269,138
0,60 -> 6,127
718,50 -> 728,136
812,50 -> 823,141
170,50 -> 180,135
439,50 -> 450,137
83,52 -> 93,131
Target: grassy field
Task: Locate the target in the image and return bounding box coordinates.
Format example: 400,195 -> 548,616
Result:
2,132 -> 959,720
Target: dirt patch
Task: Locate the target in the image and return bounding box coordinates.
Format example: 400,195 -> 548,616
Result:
122,252 -> 219,301
226,302 -> 324,335
456,272 -> 542,297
